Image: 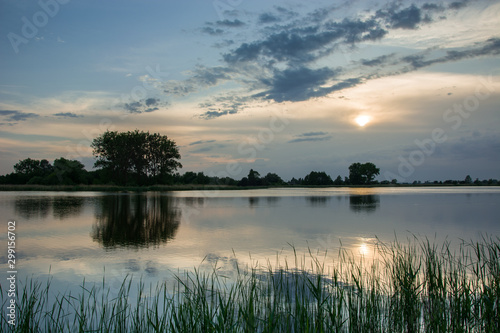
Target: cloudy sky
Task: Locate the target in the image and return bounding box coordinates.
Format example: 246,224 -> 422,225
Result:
1,0 -> 499,182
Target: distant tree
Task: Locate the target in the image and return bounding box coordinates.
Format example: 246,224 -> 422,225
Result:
247,169 -> 261,186
464,175 -> 472,184
91,130 -> 181,185
348,162 -> 380,185
333,175 -> 344,185
263,172 -> 284,186
52,158 -> 88,185
303,171 -> 334,186
13,158 -> 53,183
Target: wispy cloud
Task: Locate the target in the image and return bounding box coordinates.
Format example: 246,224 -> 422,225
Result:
0,110 -> 39,122
189,139 -> 216,146
53,112 -> 83,118
288,132 -> 332,143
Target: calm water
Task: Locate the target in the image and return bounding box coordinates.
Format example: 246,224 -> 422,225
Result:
1,187 -> 499,294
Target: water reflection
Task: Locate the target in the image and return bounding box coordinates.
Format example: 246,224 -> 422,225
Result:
349,195 -> 380,213
91,194 -> 180,249
249,197 -> 259,207
306,196 -> 331,206
14,196 -> 85,220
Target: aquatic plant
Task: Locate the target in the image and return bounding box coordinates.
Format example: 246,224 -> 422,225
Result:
1,236 -> 499,332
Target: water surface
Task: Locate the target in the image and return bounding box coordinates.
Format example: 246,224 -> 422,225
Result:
1,187 -> 499,294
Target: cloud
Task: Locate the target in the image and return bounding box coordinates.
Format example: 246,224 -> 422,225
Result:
189,140 -> 216,146
202,27 -> 224,36
255,66 -> 341,102
122,97 -> 165,114
223,17 -> 387,65
401,38 -> 500,70
361,54 -> 396,67
449,0 -> 470,10
288,136 -> 332,144
299,131 -> 329,137
202,19 -> 245,35
190,143 -> 227,153
389,5 -> 422,29
160,1 -> 493,118
0,110 -> 39,122
163,66 -> 233,97
53,112 -> 83,118
288,131 -> 332,143
215,19 -> 245,28
198,95 -> 250,119
258,13 -> 280,24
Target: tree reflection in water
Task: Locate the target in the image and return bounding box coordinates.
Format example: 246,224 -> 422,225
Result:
14,196 -> 85,220
92,194 -> 181,249
349,195 -> 380,213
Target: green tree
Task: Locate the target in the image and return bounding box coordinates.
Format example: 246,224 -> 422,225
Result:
247,169 -> 261,186
303,171 -> 334,185
263,172 -> 284,186
348,162 -> 380,185
13,158 -> 53,183
52,158 -> 88,185
91,130 -> 181,185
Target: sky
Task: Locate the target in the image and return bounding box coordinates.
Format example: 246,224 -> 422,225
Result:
0,0 -> 499,182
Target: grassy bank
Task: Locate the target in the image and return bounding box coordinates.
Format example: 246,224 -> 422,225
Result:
0,184 -> 246,192
1,236 -> 499,332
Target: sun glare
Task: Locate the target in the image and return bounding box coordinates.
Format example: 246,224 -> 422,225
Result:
355,115 -> 371,127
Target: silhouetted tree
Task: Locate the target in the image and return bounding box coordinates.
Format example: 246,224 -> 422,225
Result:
333,175 -> 344,185
348,162 -> 380,185
263,172 -> 284,186
303,171 -> 334,185
91,130 -> 181,185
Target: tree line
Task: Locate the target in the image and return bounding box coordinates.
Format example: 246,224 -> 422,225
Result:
0,130 -> 497,187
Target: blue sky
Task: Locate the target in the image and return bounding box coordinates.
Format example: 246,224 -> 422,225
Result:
1,0 -> 499,182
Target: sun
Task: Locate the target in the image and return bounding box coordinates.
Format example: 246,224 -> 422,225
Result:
355,115 -> 371,127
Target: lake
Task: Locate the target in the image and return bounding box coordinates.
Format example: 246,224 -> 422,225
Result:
1,187 -> 499,296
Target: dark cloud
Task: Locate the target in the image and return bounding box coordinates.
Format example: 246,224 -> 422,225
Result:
190,143 -> 227,154
165,1 -> 489,119
258,13 -> 280,24
53,112 -> 83,118
377,4 -> 422,30
123,98 -> 166,114
0,110 -> 39,122
299,131 -> 329,137
189,140 -> 216,146
215,19 -> 245,28
202,19 -> 245,35
402,38 -> 500,70
223,17 -> 387,65
145,98 -> 159,107
255,66 -> 340,102
422,3 -> 444,11
198,95 -> 249,119
164,66 -> 233,97
288,135 -> 332,143
449,0 -> 469,10
202,27 -> 224,36
288,131 -> 332,143
361,54 -> 395,67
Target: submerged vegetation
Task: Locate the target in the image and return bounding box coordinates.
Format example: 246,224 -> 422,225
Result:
2,236 -> 499,332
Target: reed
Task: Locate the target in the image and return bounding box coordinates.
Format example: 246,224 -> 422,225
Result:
1,236 -> 499,332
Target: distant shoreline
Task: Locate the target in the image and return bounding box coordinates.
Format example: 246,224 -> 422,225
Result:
0,183 -> 498,192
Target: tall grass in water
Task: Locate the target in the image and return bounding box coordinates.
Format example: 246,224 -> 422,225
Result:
1,236 -> 499,332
